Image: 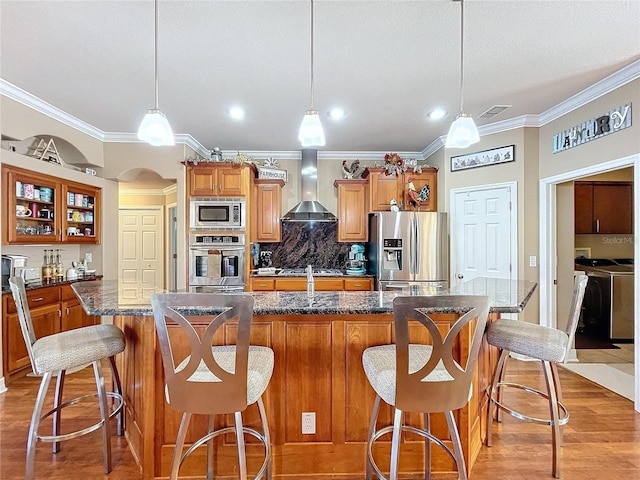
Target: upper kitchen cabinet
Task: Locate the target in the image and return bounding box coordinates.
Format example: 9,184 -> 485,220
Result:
334,179 -> 368,242
363,167 -> 438,212
251,179 -> 284,242
363,167 -> 402,211
188,163 -> 246,197
2,165 -> 101,245
575,181 -> 633,234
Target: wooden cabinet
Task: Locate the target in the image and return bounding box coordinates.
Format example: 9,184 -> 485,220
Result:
188,164 -> 244,197
575,181 -> 633,234
2,282 -> 98,384
334,179 -> 368,242
251,179 -> 284,242
363,167 -> 438,212
2,165 -> 101,245
115,308 -> 492,478
249,276 -> 373,291
363,168 -> 403,211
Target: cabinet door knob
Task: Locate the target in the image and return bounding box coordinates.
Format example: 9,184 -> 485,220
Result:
457,274 -> 464,280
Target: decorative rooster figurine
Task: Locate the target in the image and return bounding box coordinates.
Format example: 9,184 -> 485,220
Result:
407,178 -> 430,207
341,159 -> 362,179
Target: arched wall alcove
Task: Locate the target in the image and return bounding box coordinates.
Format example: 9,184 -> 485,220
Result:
1,134 -> 93,166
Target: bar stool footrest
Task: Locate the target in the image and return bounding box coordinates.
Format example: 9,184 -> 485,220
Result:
37,391 -> 124,443
180,425 -> 269,480
491,381 -> 569,426
367,424 -> 457,480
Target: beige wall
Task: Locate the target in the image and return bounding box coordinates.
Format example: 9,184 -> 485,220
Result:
0,96 -> 104,167
540,79 -> 639,327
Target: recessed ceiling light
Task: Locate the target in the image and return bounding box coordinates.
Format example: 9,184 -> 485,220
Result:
228,106 -> 245,120
427,108 -> 447,121
328,107 -> 345,120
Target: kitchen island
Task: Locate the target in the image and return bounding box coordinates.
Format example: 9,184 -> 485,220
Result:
72,278 -> 536,479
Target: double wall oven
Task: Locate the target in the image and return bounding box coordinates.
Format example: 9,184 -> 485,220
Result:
189,234 -> 245,292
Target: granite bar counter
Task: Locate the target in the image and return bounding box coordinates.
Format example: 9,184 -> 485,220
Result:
72,276 -> 535,316
71,278 -> 536,480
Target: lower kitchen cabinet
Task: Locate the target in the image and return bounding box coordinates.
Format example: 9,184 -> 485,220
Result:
2,282 -> 98,384
249,276 -> 373,291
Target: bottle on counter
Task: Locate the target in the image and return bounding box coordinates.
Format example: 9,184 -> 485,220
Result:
42,249 -> 52,280
55,249 -> 64,279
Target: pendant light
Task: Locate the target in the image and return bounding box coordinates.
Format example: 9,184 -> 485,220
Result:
298,0 -> 325,147
445,0 -> 479,149
137,0 -> 175,146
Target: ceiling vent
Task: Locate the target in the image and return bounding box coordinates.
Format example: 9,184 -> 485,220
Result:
478,104 -> 511,120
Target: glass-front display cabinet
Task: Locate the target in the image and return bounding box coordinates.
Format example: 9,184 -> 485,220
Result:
2,165 -> 100,245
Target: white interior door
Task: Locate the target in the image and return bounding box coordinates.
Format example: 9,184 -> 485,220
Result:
118,208 -> 164,302
450,183 -> 517,286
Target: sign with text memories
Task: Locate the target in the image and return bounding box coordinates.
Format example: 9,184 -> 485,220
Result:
553,102 -> 632,153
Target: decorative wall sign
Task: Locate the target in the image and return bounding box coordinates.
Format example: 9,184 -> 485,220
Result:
258,167 -> 287,182
450,145 -> 515,172
553,102 -> 632,153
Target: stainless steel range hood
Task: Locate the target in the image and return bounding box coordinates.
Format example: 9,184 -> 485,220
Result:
282,149 -> 337,222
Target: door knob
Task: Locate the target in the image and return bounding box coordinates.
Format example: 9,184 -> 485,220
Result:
457,274 -> 464,279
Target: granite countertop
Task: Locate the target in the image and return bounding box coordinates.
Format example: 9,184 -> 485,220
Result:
71,277 -> 537,317
1,275 -> 100,294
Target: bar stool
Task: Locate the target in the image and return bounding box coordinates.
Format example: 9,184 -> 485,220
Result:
486,274 -> 588,478
151,293 -> 274,480
8,276 -> 125,480
362,295 -> 490,480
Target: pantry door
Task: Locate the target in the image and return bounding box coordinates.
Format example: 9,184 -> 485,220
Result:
118,207 -> 164,302
450,183 -> 517,286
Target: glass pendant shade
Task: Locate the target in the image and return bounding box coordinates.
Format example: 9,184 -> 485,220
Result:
298,109 -> 325,147
445,114 -> 479,149
137,109 -> 175,146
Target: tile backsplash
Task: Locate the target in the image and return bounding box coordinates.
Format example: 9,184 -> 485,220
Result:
257,222 -> 364,270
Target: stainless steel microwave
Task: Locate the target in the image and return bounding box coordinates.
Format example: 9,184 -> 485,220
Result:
190,198 -> 246,229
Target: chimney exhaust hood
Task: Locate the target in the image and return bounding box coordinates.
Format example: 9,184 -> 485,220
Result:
282,149 -> 337,222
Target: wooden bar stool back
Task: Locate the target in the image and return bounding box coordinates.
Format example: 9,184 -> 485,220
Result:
8,276 -> 125,480
486,274 -> 588,478
362,295 -> 490,480
151,293 -> 274,480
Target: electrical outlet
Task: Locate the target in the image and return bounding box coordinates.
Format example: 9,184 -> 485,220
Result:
85,252 -> 92,263
529,255 -> 537,267
301,412 -> 316,435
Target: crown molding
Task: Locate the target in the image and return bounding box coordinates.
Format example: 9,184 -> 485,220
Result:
103,131 -> 210,158
539,58 -> 640,125
1,78 -> 105,140
3,58 -> 638,159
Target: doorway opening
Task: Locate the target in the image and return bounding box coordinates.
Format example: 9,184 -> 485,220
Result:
540,153 -> 639,411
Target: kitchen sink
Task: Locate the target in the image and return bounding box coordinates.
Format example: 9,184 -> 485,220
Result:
278,268 -> 343,276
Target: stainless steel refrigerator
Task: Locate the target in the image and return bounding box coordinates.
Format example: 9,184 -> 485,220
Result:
368,211 -> 448,291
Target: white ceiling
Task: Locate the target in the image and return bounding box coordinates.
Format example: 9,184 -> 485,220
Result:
1,0 -> 639,154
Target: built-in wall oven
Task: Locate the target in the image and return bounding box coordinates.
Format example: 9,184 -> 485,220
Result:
189,234 -> 245,292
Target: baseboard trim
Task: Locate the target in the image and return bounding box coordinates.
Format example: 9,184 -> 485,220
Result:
0,377 -> 7,394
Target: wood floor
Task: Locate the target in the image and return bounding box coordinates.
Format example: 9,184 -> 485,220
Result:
0,359 -> 639,479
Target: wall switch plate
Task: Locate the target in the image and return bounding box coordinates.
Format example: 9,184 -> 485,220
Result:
301,412 -> 316,434
85,252 -> 93,263
529,255 -> 537,267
